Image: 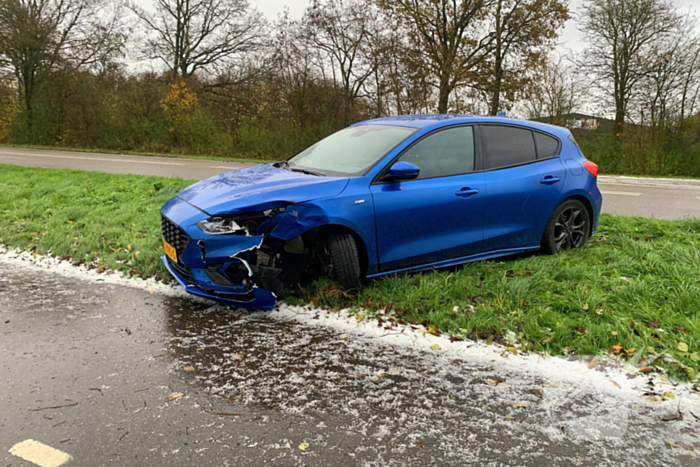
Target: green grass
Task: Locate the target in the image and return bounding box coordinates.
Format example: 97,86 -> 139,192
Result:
0,164 -> 192,280
0,143 -> 278,164
2,164 -> 699,379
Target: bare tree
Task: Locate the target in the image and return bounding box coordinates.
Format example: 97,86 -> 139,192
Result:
635,15 -> 700,128
302,0 -> 381,125
482,0 -> 569,115
578,0 -> 680,138
523,54 -> 584,125
377,0 -> 496,113
130,0 -> 265,78
0,0 -> 126,123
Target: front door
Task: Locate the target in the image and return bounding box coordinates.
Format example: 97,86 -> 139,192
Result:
370,125 -> 485,272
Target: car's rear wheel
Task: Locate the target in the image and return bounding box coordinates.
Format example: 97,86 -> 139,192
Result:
326,232 -> 362,291
541,199 -> 591,254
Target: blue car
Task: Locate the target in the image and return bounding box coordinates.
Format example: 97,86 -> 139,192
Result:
160,115 -> 602,310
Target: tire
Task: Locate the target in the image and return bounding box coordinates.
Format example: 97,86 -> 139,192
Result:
326,232 -> 363,291
541,199 -> 591,254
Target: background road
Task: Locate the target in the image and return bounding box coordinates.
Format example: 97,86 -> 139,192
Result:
1,147 -> 699,220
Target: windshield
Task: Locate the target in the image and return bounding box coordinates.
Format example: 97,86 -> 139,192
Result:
286,124 -> 417,176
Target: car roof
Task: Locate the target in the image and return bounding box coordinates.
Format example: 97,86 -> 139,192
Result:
357,114 -> 571,139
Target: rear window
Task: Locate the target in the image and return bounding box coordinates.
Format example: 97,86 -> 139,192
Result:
481,125 -> 537,170
534,132 -> 560,158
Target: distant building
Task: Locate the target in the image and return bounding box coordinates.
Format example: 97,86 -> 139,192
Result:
537,113 -> 614,134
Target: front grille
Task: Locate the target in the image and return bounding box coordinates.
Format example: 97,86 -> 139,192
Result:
167,257 -> 197,286
161,215 -> 191,258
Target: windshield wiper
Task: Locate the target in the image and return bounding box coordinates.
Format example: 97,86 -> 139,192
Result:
289,166 -> 325,177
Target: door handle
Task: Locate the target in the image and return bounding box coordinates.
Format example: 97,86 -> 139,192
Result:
456,188 -> 479,197
540,176 -> 560,185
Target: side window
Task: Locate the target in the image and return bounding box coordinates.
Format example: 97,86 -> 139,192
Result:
398,126 -> 474,180
481,125 -> 536,170
534,132 -> 560,158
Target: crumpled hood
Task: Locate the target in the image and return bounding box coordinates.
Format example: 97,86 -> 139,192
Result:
176,163 -> 350,214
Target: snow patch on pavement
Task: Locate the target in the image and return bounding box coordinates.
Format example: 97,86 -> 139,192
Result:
2,246 -> 699,410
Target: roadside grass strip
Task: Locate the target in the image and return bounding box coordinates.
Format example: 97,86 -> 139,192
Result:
1,164 -> 699,380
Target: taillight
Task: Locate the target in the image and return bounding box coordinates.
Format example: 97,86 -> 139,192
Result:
583,161 -> 598,178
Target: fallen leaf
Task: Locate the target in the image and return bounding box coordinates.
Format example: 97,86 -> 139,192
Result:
542,337 -> 552,344
485,379 -> 505,386
543,383 -> 559,388
504,347 -> 517,355
663,391 -> 675,400
513,401 -> 527,408
588,356 -> 600,369
690,352 -> 699,362
626,348 -> 636,354
183,366 -> 195,372
611,343 -> 623,353
677,342 -> 689,353
582,303 -> 589,311
611,380 -> 621,388
166,393 -> 183,402
298,442 -> 309,452
458,328 -> 469,334
596,309 -> 604,315
430,344 -> 441,351
648,320 -> 659,328
530,388 -> 543,398
639,366 -> 654,374
611,331 -> 618,336
646,395 -> 662,402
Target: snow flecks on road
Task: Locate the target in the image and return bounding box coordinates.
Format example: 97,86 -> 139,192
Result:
2,247 -> 700,464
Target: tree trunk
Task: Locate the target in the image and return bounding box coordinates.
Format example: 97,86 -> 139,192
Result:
490,60 -> 503,116
490,0 -> 503,116
438,75 -> 450,114
614,106 -> 625,140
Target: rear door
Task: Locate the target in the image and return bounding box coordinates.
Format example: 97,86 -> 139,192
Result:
479,124 -> 567,251
370,125 -> 485,272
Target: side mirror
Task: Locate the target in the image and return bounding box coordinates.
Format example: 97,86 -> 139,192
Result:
384,161 -> 420,182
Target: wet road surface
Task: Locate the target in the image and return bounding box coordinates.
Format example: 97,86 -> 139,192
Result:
1,147 -> 699,220
2,259 -> 700,466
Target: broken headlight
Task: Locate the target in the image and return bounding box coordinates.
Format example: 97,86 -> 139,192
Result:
197,218 -> 246,235
197,208 -> 285,236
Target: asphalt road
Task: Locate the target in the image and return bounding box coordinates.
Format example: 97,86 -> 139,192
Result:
1,147 -> 699,220
2,254 -> 699,466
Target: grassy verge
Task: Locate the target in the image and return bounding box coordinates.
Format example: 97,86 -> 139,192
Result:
0,143 -> 276,165
2,164 -> 699,379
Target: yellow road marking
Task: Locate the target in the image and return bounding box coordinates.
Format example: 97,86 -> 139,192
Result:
9,439 -> 72,467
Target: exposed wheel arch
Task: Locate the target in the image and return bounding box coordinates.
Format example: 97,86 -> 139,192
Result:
307,224 -> 369,280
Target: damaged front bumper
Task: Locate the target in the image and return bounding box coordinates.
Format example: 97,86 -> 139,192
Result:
159,195 -> 316,310
161,254 -> 277,310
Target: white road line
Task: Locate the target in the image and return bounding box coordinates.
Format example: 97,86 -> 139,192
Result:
0,151 -> 184,166
599,190 -> 642,196
209,165 -> 240,169
9,439 -> 72,467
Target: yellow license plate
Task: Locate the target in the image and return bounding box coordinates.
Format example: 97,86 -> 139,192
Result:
163,239 -> 177,262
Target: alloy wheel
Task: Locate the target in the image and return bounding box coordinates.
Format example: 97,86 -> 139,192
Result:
553,207 -> 589,251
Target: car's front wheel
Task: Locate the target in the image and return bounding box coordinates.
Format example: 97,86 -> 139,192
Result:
541,199 -> 591,254
326,232 -> 363,291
